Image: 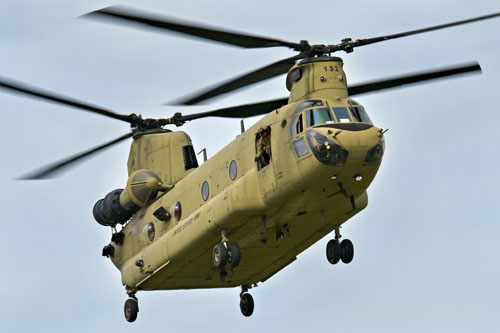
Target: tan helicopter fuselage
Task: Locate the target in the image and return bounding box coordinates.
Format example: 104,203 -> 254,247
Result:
106,57 -> 385,291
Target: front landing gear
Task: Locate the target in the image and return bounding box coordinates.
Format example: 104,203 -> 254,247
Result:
239,286 -> 254,317
326,227 -> 354,264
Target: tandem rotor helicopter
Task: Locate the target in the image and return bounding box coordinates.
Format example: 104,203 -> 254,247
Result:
1,6 -> 499,323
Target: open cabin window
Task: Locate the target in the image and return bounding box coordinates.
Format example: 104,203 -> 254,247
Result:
255,128 -> 272,170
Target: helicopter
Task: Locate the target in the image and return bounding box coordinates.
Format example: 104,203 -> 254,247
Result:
1,5 -> 499,323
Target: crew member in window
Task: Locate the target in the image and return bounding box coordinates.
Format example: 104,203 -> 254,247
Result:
255,126 -> 272,166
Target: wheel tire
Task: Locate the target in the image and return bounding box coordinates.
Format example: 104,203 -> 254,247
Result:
240,293 -> 254,317
326,239 -> 341,264
212,243 -> 228,268
340,239 -> 354,264
227,243 -> 241,268
124,298 -> 139,323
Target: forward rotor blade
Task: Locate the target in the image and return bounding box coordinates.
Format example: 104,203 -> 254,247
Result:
348,62 -> 481,96
178,62 -> 482,121
353,12 -> 500,49
0,76 -> 135,124
83,6 -> 302,50
178,98 -> 289,122
18,132 -> 134,180
172,54 -> 303,105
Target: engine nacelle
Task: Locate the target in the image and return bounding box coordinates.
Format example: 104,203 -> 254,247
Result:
93,170 -> 170,227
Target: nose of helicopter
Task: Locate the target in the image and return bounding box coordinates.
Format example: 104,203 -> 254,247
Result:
307,124 -> 385,171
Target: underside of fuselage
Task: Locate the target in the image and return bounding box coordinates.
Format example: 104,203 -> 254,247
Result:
138,186 -> 368,290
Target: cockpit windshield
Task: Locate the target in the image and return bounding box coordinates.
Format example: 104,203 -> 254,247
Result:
306,108 -> 334,127
292,100 -> 373,134
332,107 -> 352,123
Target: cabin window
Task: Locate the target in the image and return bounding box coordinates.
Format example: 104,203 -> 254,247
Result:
306,108 -> 334,127
292,137 -> 309,158
332,107 -> 352,123
147,222 -> 155,241
201,181 -> 209,201
183,145 -> 199,170
229,160 -> 237,180
173,202 -> 182,221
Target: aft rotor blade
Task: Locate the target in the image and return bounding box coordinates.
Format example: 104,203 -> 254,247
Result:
18,132 -> 134,180
351,12 -> 500,49
178,98 -> 289,122
348,62 -> 481,96
172,54 -> 303,105
83,6 -> 302,50
0,76 -> 136,124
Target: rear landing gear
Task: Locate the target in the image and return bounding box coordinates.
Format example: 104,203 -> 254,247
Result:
124,295 -> 139,323
239,286 -> 254,317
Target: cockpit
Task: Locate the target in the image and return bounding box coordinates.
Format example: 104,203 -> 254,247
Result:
289,99 -> 383,167
290,99 -> 372,137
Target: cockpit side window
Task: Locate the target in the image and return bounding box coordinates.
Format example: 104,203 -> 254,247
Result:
350,105 -> 373,124
290,114 -> 304,137
306,108 -> 334,127
296,114 -> 304,134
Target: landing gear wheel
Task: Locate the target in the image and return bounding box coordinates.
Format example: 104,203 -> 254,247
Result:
240,293 -> 254,317
212,243 -> 228,268
340,239 -> 354,264
326,239 -> 341,264
124,298 -> 139,323
227,243 -> 241,268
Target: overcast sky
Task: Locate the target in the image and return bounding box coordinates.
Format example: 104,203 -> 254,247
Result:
0,1 -> 499,332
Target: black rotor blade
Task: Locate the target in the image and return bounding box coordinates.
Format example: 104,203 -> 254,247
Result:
18,132 -> 134,180
0,76 -> 135,124
172,54 -> 303,105
83,6 -> 302,50
178,97 -> 289,123
353,12 -> 500,49
348,62 -> 481,96
177,62 -> 482,121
